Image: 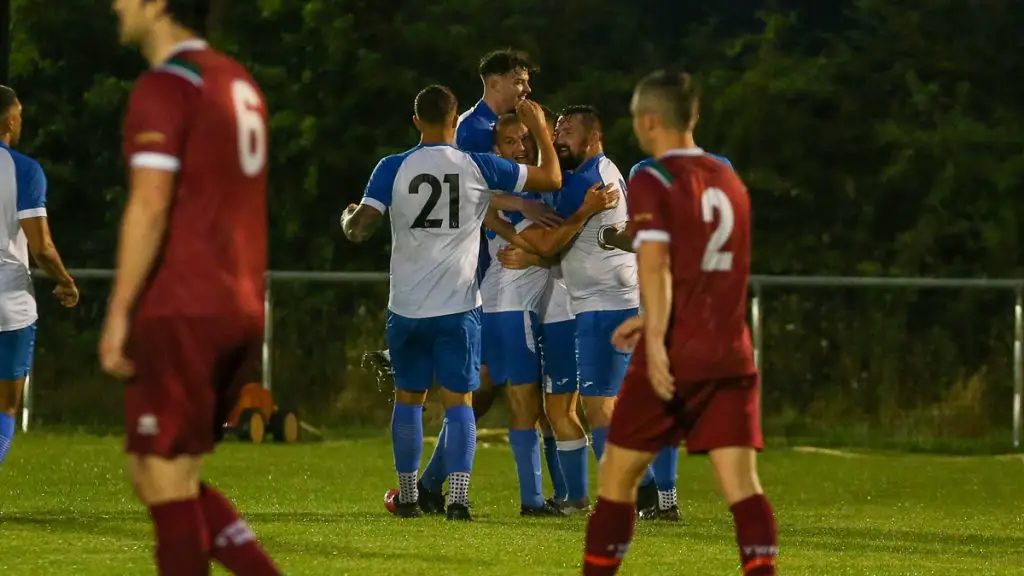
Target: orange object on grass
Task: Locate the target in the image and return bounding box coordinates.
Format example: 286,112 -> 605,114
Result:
226,382 -> 275,426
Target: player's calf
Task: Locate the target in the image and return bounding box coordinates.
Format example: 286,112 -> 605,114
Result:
582,443 -> 656,575
580,395 -> 615,462
391,390 -> 428,511
439,387 -> 476,520
0,378 -> 25,465
545,392 -> 590,511
710,447 -> 777,575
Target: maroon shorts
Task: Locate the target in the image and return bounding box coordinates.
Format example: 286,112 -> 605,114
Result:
124,316 -> 262,457
608,365 -> 763,455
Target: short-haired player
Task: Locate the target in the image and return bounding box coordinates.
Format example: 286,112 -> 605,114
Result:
581,71 -> 777,575
341,86 -> 562,521
101,1 -> 280,573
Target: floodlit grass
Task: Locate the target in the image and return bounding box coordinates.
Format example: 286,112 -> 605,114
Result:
1,433 -> 1022,575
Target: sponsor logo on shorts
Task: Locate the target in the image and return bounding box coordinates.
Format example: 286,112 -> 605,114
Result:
136,414 -> 159,436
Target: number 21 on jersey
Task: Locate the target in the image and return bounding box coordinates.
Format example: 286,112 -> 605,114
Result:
409,173 -> 461,229
701,187 -> 734,272
231,79 -> 267,177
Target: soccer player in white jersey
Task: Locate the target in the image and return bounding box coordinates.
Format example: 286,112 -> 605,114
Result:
481,113 -> 619,517
0,86 -> 78,467
341,86 -> 562,520
505,105 -> 636,512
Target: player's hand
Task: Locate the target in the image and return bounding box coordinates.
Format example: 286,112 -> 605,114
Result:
53,280 -> 79,308
646,339 -> 674,401
520,199 -> 562,228
611,315 -> 644,353
516,100 -> 546,134
581,182 -> 619,216
99,309 -> 135,379
340,203 -> 358,228
497,245 -> 537,270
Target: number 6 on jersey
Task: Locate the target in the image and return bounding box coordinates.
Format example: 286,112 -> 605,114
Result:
232,79 -> 267,177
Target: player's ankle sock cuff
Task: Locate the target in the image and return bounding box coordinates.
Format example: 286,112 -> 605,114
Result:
0,413 -> 15,465
730,494 -> 778,575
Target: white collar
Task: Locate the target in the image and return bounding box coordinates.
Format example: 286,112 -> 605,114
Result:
167,38 -> 209,59
659,147 -> 705,158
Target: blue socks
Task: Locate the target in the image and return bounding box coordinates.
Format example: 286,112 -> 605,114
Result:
556,438 -> 589,501
421,421 -> 447,491
390,403 -> 423,474
654,446 -> 679,492
443,405 -> 477,506
590,426 -> 609,463
542,432 -> 568,501
509,428 -> 544,509
640,464 -> 656,486
0,412 -> 14,465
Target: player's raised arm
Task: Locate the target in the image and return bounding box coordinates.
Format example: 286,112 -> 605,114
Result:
342,154 -> 400,243
516,182 -> 619,257
483,205 -> 535,253
516,100 -> 561,192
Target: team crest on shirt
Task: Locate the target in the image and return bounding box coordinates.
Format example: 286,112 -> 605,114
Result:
136,413 -> 159,436
134,131 -> 166,145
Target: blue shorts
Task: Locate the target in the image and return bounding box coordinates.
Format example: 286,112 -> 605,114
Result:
576,308 -> 638,397
0,323 -> 36,380
386,308 -> 482,394
539,319 -> 578,395
482,310 -> 541,386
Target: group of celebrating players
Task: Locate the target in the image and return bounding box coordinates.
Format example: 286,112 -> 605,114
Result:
343,48 -> 779,574
0,0 -> 777,573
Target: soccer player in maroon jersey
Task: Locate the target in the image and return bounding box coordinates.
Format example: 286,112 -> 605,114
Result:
581,71 -> 778,575
99,1 -> 280,574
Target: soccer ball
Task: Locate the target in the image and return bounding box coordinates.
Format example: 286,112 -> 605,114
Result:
383,488 -> 400,515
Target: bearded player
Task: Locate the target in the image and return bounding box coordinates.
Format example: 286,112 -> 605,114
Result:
581,71 -> 777,575
100,1 -> 279,574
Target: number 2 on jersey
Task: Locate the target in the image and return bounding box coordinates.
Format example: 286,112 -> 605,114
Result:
701,187 -> 734,271
409,173 -> 460,229
231,79 -> 267,177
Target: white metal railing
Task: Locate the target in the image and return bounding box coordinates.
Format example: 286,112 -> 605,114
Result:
23,269 -> 1024,449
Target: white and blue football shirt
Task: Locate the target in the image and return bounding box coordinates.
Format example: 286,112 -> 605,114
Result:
360,143 -> 528,318
0,142 -> 45,331
480,193 -> 550,314
548,154 -> 638,315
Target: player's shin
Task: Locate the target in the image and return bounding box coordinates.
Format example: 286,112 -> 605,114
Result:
198,483 -> 282,575
711,447 -> 777,575
583,445 -> 651,575
539,422 -> 568,501
420,422 -> 447,491
653,446 -> 679,509
391,402 -> 424,504
440,394 -> 476,509
132,456 -> 208,575
0,378 -> 24,465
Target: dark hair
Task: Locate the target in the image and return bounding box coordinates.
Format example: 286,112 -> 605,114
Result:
414,85 -> 458,126
559,104 -> 602,134
492,113 -> 523,145
634,70 -> 700,129
479,49 -> 537,78
163,0 -> 216,35
0,85 -> 17,116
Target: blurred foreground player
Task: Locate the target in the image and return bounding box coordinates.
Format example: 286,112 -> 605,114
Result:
342,87 -> 562,520
581,71 -> 777,575
0,86 -> 78,466
100,1 -> 279,574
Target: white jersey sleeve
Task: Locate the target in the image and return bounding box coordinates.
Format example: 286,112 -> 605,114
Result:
372,144 -> 527,318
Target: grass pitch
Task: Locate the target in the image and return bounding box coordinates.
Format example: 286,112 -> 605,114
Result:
0,432 -> 1021,575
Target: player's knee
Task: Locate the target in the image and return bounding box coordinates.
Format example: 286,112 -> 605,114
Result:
395,389 -> 427,406
439,388 -> 472,409
508,387 -> 542,429
582,396 -> 614,428
128,456 -> 202,506
709,446 -> 763,505
597,444 -> 653,503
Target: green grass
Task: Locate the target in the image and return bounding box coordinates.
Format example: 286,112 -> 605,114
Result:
1,433 -> 1022,575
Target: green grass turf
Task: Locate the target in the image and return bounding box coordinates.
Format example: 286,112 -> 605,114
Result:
1,433 -> 1022,575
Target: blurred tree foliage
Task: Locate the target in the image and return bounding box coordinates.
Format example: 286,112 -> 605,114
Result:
11,0 -> 1024,445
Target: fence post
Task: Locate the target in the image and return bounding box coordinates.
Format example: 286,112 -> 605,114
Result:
1013,286 -> 1022,449
262,282 -> 273,392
